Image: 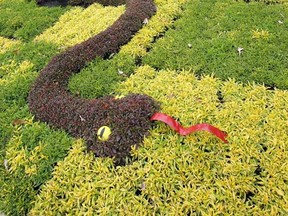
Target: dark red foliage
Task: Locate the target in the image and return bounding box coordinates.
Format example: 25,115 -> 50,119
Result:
66,0 -> 126,7
29,0 -> 159,164
36,0 -> 126,7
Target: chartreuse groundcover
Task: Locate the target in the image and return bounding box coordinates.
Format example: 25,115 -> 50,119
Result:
0,0 -> 288,215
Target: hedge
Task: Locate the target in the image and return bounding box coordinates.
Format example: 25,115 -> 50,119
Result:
30,66 -> 288,215
34,3 -> 125,49
1,0 -> 287,215
28,0 -> 159,164
36,0 -> 126,7
143,0 -> 288,89
1,0 -> 186,214
0,37 -> 21,54
0,0 -> 69,42
68,0 -> 188,99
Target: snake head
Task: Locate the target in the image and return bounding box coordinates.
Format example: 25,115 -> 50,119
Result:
84,94 -> 160,165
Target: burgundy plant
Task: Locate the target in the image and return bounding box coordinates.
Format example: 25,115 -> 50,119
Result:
29,0 -> 159,165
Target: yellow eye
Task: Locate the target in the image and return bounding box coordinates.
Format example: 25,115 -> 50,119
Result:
97,126 -> 112,141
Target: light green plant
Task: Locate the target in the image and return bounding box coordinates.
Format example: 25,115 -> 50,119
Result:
0,36 -> 21,54
1,119 -> 73,215
119,0 -> 188,57
0,60 -> 34,85
30,66 -> 288,215
0,0 -> 69,41
68,0 -> 189,98
6,118 -> 48,176
34,3 -> 125,49
1,0 -> 288,215
143,0 -> 288,89
252,29 -> 270,39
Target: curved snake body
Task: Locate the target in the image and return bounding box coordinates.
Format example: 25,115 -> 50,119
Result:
29,0 -> 159,164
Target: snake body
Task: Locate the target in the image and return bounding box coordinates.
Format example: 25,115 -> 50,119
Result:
28,0 -> 159,164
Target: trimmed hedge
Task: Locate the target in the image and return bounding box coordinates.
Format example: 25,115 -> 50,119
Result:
67,0 -> 126,7
2,0 -> 287,214
30,66 -> 288,215
2,120 -> 73,215
28,0 -> 159,164
0,37 -> 21,54
36,0 -> 126,7
34,3 -> 125,49
242,0 -> 288,4
1,0 -> 184,214
68,0 -> 188,99
0,0 -> 69,42
143,0 -> 288,89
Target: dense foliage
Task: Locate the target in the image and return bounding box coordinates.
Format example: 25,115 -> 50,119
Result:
0,0 -> 287,215
0,0 -> 69,41
28,0 -> 159,163
30,66 -> 288,215
144,0 -> 288,89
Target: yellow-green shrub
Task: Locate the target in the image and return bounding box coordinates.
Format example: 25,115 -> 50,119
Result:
6,119 -> 48,176
0,60 -> 34,85
1,119 -> 73,215
252,29 -> 270,40
0,36 -> 21,54
34,3 -> 125,49
34,0 -> 188,56
119,0 -> 188,57
2,0 -> 189,214
30,66 -> 288,215
68,0 -> 189,97
0,60 -> 37,113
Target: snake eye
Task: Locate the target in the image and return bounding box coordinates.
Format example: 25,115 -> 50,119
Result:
97,126 -> 112,141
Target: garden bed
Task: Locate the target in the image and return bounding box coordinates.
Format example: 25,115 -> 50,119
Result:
0,0 -> 287,215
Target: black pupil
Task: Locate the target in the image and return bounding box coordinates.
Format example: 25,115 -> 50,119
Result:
99,127 -> 105,138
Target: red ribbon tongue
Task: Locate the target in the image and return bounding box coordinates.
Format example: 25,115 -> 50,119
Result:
150,112 -> 228,143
